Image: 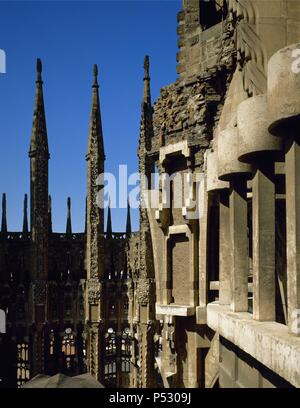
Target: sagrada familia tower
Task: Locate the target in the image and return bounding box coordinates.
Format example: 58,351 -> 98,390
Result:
1,0 -> 300,389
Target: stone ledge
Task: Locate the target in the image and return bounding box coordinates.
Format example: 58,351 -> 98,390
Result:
156,303 -> 195,317
159,140 -> 190,164
207,302 -> 300,388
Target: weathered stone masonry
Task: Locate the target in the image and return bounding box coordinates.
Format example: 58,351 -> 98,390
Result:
2,0 -> 300,389
129,0 -> 300,388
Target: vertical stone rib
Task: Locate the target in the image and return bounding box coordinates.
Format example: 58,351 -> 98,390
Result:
252,164 -> 276,321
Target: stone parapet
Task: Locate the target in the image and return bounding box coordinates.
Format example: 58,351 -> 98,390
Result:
207,302 -> 300,388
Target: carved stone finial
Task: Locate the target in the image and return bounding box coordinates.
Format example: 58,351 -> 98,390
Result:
143,55 -> 151,106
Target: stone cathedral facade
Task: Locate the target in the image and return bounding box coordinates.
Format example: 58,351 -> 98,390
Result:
2,0 -> 300,389
0,60 -> 133,388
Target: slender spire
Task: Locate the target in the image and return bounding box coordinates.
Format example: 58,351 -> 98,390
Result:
85,63 -> 106,280
37,58 -> 42,81
87,63 -> 105,159
85,65 -> 106,379
29,58 -> 49,157
106,200 -> 112,239
93,63 -> 98,87
66,197 -> 72,235
139,55 -> 153,153
1,193 -> 7,233
126,198 -> 131,236
22,194 -> 29,234
84,195 -> 87,234
48,195 -> 52,233
29,58 -> 49,283
143,55 -> 151,107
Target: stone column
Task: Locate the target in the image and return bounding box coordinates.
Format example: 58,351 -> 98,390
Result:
30,280 -> 48,376
184,322 -> 199,388
129,314 -> 139,388
252,163 -> 276,321
267,44 -> 300,333
115,331 -> 122,387
139,319 -> 155,387
237,93 -> 283,320
205,148 -> 229,314
32,329 -> 45,376
230,178 -> 248,312
198,175 -> 208,315
76,324 -> 84,374
285,140 -> 300,335
217,126 -> 251,312
219,190 -> 231,305
86,321 -> 105,382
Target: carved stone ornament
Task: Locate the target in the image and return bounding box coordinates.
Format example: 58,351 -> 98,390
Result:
136,279 -> 150,306
87,278 -> 102,304
33,280 -> 47,304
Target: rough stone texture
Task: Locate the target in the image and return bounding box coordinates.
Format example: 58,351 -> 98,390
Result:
132,0 -> 300,389
131,0 -> 235,389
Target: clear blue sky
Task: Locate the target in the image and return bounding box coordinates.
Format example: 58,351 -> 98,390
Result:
0,0 -> 180,232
